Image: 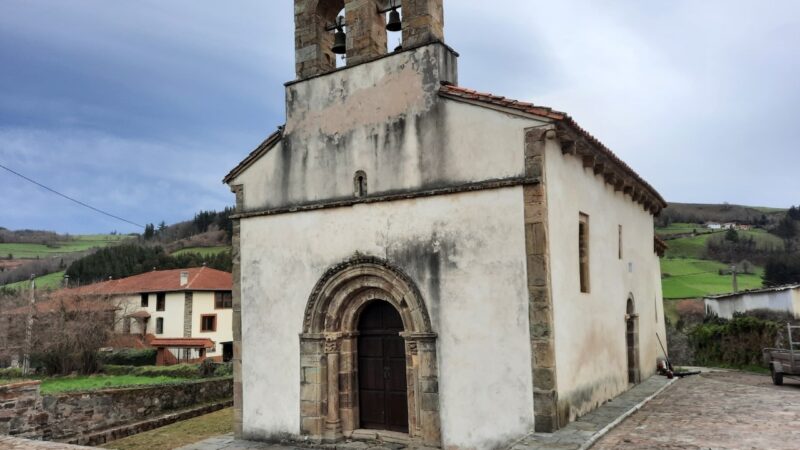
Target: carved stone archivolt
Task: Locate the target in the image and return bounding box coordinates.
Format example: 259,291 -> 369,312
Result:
299,255 -> 441,446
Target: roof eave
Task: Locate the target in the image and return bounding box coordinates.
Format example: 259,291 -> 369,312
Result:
222,128 -> 284,185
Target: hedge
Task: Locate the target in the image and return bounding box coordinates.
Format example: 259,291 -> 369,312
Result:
99,348 -> 157,366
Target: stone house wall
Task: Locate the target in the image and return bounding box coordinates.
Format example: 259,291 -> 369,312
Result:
0,378 -> 232,441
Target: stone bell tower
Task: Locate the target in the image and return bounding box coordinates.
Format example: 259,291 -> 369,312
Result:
294,0 -> 445,79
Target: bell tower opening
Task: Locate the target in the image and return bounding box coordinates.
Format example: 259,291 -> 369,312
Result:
294,0 -> 445,80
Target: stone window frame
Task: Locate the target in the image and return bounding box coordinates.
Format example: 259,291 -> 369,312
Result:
299,255 -> 441,447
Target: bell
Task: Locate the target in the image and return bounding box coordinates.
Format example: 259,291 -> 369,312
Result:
332,28 -> 347,55
386,8 -> 402,32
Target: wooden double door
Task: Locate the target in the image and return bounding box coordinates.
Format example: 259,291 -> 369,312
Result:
357,301 -> 409,433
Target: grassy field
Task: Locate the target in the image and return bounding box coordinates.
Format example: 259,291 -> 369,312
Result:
0,234 -> 130,259
655,222 -> 714,236
103,407 -> 233,450
38,375 -> 192,395
661,258 -> 764,299
171,246 -> 230,257
3,270 -> 66,290
662,228 -> 784,259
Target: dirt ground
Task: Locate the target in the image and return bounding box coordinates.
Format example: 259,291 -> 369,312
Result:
593,371 -> 800,449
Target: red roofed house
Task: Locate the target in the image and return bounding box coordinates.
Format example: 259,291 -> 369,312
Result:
222,1 -> 667,448
66,266 -> 233,363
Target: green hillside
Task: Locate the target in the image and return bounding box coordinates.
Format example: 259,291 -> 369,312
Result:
660,258 -> 763,299
656,222 -> 781,298
171,246 -> 230,257
0,235 -> 129,259
4,271 -> 66,291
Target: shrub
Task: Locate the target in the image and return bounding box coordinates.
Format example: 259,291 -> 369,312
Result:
136,363 -> 201,379
689,315 -> 779,368
99,349 -> 157,366
213,362 -> 233,377
0,367 -> 23,379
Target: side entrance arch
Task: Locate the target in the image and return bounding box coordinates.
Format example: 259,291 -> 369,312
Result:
625,296 -> 640,384
299,256 -> 441,446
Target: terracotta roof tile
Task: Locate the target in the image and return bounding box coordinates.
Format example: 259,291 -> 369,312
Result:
66,267 -> 232,296
149,338 -> 215,349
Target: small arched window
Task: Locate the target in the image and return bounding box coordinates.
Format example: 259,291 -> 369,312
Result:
354,171 -> 367,198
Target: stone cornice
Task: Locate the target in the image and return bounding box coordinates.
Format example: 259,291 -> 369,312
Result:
230,176 -> 540,220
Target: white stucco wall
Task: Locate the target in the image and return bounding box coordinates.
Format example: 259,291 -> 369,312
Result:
544,139 -> 666,420
113,291 -> 233,358
239,188 -> 534,449
192,291 -> 234,357
705,288 -> 800,319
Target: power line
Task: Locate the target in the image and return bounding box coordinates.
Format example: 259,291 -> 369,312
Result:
0,162 -> 144,229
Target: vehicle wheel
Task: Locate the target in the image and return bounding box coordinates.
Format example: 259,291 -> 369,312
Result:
771,366 -> 784,386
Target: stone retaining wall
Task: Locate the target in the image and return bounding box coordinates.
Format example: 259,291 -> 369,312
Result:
0,378 -> 232,442
0,381 -> 48,438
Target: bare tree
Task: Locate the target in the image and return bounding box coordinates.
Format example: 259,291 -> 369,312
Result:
1,291 -> 128,374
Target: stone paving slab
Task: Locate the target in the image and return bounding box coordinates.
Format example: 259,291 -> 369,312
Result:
0,436 -> 94,449
508,375 -> 675,450
175,433 -> 412,450
592,371 -> 800,449
179,377 -> 673,450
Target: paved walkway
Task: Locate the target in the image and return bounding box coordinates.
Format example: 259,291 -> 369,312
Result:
509,375 -> 674,450
176,434 -> 410,450
178,376 -> 673,450
592,371 -> 800,449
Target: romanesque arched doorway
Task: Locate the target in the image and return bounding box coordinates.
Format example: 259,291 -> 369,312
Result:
299,256 -> 440,446
626,296 -> 640,384
357,301 -> 408,432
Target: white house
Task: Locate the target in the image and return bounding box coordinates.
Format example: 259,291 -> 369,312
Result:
705,284 -> 800,319
707,222 -> 723,230
69,267 -> 234,362
222,1 -> 668,448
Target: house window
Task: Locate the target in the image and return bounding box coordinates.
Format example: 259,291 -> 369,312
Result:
141,294 -> 149,308
156,293 -> 166,311
618,225 -> 623,260
215,291 -> 233,309
579,213 -> 590,293
156,318 -> 164,334
123,317 -> 131,334
201,314 -> 217,332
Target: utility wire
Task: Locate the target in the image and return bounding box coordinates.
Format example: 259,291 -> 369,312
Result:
0,162 -> 145,229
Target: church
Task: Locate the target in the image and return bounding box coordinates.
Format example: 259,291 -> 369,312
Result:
223,1 -> 668,449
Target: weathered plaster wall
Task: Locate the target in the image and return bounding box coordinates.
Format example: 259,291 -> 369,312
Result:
543,139 -> 666,422
239,188 -> 533,449
705,289 -> 800,319
234,44 -> 551,214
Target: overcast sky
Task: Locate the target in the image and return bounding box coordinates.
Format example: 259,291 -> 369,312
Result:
1,1 -> 799,234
